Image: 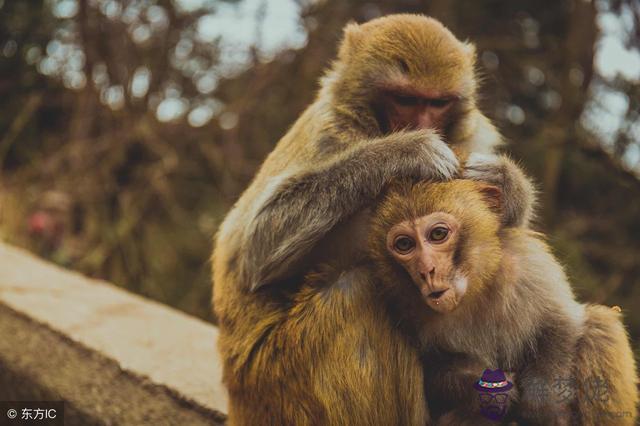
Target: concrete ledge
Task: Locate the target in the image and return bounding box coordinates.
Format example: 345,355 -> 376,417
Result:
0,242 -> 227,425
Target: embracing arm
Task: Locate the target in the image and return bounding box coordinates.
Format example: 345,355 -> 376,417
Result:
221,129 -> 459,291
515,322 -> 576,425
463,153 -> 537,228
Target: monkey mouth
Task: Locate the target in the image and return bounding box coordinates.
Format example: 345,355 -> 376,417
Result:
427,289 -> 449,299
421,286 -> 457,313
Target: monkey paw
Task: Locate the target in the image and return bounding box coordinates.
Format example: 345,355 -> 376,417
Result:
463,153 -> 536,228
418,137 -> 459,181
462,153 -> 505,185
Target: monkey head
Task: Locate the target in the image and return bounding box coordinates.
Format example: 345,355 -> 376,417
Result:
329,14 -> 477,139
370,180 -> 503,314
385,210 -> 465,313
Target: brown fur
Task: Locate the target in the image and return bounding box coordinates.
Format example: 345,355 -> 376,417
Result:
572,305 -> 639,425
369,180 -> 639,425
221,267 -> 427,425
212,14 -> 534,425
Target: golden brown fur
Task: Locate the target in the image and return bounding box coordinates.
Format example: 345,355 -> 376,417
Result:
212,14 -> 535,425
369,180 -> 639,425
572,305 -> 639,425
221,266 -> 427,425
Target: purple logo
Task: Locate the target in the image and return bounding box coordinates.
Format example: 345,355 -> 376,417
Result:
474,369 -> 513,421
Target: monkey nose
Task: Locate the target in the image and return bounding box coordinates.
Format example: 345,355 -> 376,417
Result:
419,266 -> 435,282
417,111 -> 435,129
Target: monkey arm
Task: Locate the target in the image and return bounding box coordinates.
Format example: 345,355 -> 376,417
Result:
243,130 -> 459,291
463,153 -> 536,228
515,322 -> 576,424
423,352 -> 494,409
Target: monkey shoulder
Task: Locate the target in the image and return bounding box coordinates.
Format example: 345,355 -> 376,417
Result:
457,109 -> 503,154
497,229 -> 587,339
499,229 -> 567,288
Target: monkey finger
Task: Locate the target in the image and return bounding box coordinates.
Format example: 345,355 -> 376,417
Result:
419,139 -> 460,180
462,153 -> 505,184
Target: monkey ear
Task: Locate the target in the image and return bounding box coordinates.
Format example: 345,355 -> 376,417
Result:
338,21 -> 364,61
477,184 -> 502,215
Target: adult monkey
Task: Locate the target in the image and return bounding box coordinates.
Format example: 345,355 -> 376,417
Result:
212,14 -> 534,425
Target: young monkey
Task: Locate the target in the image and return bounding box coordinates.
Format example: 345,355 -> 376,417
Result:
369,180 -> 639,426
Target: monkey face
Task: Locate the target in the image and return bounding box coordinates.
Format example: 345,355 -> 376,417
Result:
378,88 -> 460,133
386,212 -> 468,313
370,181 -> 504,315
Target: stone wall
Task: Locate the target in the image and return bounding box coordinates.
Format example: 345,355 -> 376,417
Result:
0,243 -> 227,425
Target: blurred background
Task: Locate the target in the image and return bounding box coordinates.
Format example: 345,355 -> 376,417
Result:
0,0 -> 638,356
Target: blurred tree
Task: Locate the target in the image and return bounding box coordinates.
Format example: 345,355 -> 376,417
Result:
0,0 -> 638,358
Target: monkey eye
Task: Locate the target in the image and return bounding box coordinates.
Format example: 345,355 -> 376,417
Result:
427,98 -> 453,109
393,236 -> 415,253
392,94 -> 420,107
428,226 -> 450,243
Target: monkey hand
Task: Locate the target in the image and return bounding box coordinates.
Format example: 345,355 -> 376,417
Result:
462,153 -> 536,228
393,130 -> 459,182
